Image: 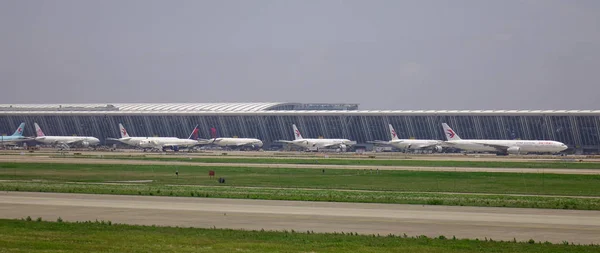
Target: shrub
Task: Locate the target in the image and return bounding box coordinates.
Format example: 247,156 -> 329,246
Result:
427,199 -> 443,205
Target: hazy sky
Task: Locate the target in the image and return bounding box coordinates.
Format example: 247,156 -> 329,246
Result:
1,0 -> 599,110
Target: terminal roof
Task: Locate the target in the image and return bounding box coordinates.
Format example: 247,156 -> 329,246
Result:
0,103 -> 598,115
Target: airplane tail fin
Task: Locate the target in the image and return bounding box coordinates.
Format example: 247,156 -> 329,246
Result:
388,124 -> 399,141
442,123 -> 461,141
34,123 -> 45,137
210,127 -> 217,139
11,122 -> 25,136
188,125 -> 199,140
119,123 -> 130,138
292,124 -> 303,140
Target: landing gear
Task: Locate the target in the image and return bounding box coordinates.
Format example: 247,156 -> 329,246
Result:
58,143 -> 70,151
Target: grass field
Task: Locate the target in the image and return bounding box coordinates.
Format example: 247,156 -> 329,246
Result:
1,219 -> 597,253
1,162 -> 600,210
2,181 -> 598,210
56,155 -> 600,169
1,162 -> 599,196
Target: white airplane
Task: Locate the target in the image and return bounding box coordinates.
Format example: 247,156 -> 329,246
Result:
442,123 -> 568,155
207,138 -> 263,149
201,127 -> 263,150
277,124 -> 356,151
108,123 -> 201,151
369,124 -> 444,152
34,123 -> 100,149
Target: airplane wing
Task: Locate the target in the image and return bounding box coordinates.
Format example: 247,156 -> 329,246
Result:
107,137 -> 130,142
275,140 -> 294,143
411,142 -> 446,149
194,138 -> 216,146
367,140 -> 393,145
196,139 -> 213,145
65,139 -> 91,145
161,143 -> 188,149
321,141 -> 357,148
233,142 -> 261,147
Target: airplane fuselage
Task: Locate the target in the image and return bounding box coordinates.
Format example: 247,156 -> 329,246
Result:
445,140 -> 567,153
389,139 -> 443,150
116,137 -> 183,147
0,136 -> 30,144
35,136 -> 100,146
138,138 -> 199,149
211,138 -> 263,148
289,138 -> 354,149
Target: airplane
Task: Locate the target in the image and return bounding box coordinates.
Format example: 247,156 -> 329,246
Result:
201,127 -> 263,150
107,123 -> 201,151
0,123 -> 31,145
368,124 -> 444,152
34,123 -> 100,149
441,123 -> 568,155
276,124 -> 356,151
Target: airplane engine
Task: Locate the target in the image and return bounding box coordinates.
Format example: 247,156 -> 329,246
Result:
339,144 -> 347,152
139,140 -> 149,147
81,141 -> 90,147
434,145 -> 443,152
139,140 -> 157,148
507,146 -> 521,154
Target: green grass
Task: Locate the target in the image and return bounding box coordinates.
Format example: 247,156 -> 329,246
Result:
0,219 -> 597,253
1,162 -> 600,196
58,155 -> 600,169
2,181 -> 599,210
2,162 -> 600,210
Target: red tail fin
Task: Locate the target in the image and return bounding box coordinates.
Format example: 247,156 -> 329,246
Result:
188,125 -> 200,140
192,128 -> 199,140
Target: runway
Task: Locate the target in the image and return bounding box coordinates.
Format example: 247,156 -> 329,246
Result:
0,155 -> 599,175
1,192 -> 599,244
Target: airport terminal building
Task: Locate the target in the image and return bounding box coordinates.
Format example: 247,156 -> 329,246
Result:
1,102 -> 599,153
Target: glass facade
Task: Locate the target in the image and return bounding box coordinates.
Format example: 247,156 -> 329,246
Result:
1,112 -> 599,153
